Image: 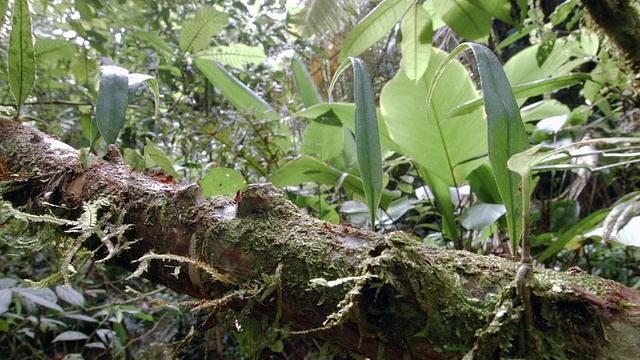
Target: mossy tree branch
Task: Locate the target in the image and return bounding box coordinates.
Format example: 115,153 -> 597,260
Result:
1,116 -> 639,359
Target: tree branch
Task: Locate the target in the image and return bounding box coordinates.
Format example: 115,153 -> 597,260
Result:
1,116 -> 639,359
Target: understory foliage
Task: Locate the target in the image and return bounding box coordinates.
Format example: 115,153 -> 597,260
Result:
1,0 -> 640,358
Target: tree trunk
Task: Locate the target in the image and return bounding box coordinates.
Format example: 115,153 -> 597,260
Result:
1,116 -> 639,359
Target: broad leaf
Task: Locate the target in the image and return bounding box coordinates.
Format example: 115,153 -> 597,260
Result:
195,58 -> 279,120
137,31 -> 173,56
55,286 -> 85,307
432,0 -> 491,43
330,58 -> 383,230
200,168 -> 246,197
382,49 -> 486,241
294,102 -> 398,152
52,331 -> 89,343
431,43 -> 529,253
461,203 -> 507,231
179,7 -> 229,53
291,56 -> 323,107
14,287 -> 63,312
399,5 -> 433,82
96,66 -> 129,145
144,139 -> 179,178
8,0 -> 36,117
195,44 -> 267,69
447,73 -> 591,118
338,0 -> 414,61
127,73 -> 159,118
288,0 -> 360,38
0,288 -> 11,314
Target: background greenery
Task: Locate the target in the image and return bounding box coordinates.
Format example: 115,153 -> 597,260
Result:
1,0 -> 639,358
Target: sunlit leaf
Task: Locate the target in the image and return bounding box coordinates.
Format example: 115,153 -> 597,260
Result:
461,203 -> 507,231
291,56 -> 323,107
179,7 -> 229,53
137,31 -> 173,56
96,66 -> 129,145
399,5 -> 433,82
288,0 -> 360,38
432,0 -> 491,43
127,73 -> 159,118
8,0 -> 36,116
338,0 -> 414,61
194,58 -> 279,120
200,168 -> 246,197
144,138 -> 179,178
195,44 -> 266,69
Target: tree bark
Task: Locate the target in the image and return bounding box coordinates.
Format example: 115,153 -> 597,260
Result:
1,115 -> 639,359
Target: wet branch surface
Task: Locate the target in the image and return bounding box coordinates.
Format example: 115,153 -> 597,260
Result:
1,117 -> 639,359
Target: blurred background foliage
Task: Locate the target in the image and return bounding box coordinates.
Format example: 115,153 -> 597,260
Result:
1,0 -> 640,358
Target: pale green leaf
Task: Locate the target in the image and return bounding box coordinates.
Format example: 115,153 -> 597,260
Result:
14,287 -> 63,312
35,37 -> 76,66
453,43 -> 529,252
301,121 -> 344,161
195,44 -> 266,69
0,289 -> 12,314
137,31 -> 173,56
461,203 -> 507,231
194,58 -> 279,120
291,56 -> 323,107
55,286 -> 85,307
8,0 -> 35,116
199,168 -> 246,197
466,0 -> 517,25
448,73 -> 591,118
432,0 -> 491,43
288,0 -> 360,38
96,66 -> 129,145
127,73 -> 159,118
400,5 -> 433,82
294,102 -> 398,152
338,0 -> 414,61
52,331 -> 89,343
144,139 -> 179,178
179,7 -> 229,53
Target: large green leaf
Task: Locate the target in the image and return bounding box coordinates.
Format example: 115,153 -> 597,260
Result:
195,44 -> 267,69
432,43 -> 529,253
381,49 -> 486,242
338,0 -> 414,61
270,155 -> 396,209
144,138 -> 179,178
8,0 -> 35,117
127,73 -> 159,118
329,58 -> 382,230
35,37 -> 76,66
432,0 -> 491,43
137,31 -> 173,56
291,56 -> 323,107
399,4 -> 433,82
447,73 -> 591,118
96,66 -> 129,145
194,58 -> 279,120
200,168 -> 246,197
288,0 -> 360,38
466,0 -> 522,25
179,7 -> 229,53
294,102 -> 398,152
301,121 -> 345,162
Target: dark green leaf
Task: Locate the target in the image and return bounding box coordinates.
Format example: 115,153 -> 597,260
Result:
330,57 -> 382,230
96,66 -> 129,145
8,0 -> 36,116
